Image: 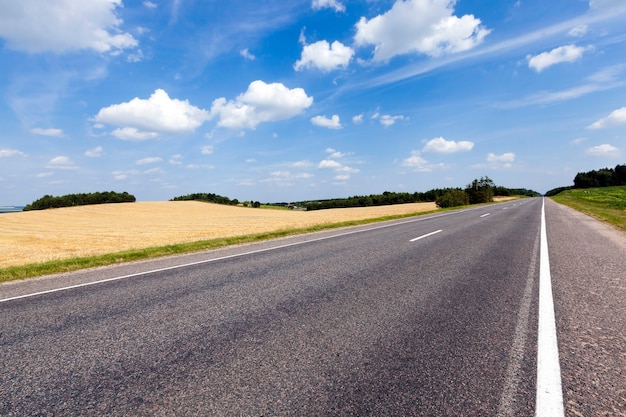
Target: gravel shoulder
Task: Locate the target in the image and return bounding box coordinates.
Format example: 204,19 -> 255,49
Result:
545,198 -> 626,416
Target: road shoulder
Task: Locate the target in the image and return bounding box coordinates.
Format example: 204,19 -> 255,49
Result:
545,198 -> 625,416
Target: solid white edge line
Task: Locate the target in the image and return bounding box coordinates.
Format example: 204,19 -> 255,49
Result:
409,229 -> 442,242
536,198 -> 565,416
480,213 -> 491,218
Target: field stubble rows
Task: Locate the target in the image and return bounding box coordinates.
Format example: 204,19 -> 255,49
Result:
0,201 -> 438,268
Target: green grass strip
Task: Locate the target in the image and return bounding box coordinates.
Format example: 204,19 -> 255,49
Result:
550,186 -> 626,232
1,209 -> 442,283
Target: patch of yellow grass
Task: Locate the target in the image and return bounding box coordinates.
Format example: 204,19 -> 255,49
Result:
0,201 -> 438,268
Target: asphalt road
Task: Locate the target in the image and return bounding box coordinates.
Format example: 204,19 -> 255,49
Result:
1,198 -> 623,416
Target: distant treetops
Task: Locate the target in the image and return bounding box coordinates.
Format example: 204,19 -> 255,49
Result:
23,191 -> 136,211
545,163 -> 626,196
23,176 -> 542,212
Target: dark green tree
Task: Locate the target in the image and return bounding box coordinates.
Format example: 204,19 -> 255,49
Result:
465,176 -> 495,204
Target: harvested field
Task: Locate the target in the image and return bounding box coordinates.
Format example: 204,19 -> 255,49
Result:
0,201 -> 438,268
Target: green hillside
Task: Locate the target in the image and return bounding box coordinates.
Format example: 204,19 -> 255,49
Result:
550,186 -> 626,232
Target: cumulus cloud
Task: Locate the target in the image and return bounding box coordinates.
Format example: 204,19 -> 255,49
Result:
46,155 -> 77,170
111,127 -> 159,141
295,40 -> 354,72
318,148 -> 359,180
354,0 -> 490,61
587,106 -> 626,129
379,114 -> 406,126
312,0 -> 345,12
352,114 -> 364,124
30,127 -> 64,137
94,89 -> 210,139
319,159 -> 359,173
486,152 -> 515,168
423,137 -> 474,153
326,148 -> 348,159
527,44 -> 588,72
311,114 -> 342,129
401,151 -> 432,172
210,80 -> 313,129
586,144 -> 620,156
85,146 -> 104,157
0,0 -> 137,53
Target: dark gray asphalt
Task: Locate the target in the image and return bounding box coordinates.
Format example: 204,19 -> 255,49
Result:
0,198 -> 595,416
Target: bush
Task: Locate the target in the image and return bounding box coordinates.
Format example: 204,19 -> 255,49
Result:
436,189 -> 469,208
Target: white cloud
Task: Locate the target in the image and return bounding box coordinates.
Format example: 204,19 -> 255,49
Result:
267,171 -> 313,180
136,157 -> 162,165
295,40 -> 354,72
352,114 -> 364,124
527,44 -> 588,72
210,80 -> 313,129
423,137 -> 474,153
201,145 -> 214,155
94,89 -> 210,139
30,127 -> 64,137
85,146 -> 104,157
0,149 -> 27,157
318,155 -> 359,177
143,1 -> 157,9
587,106 -> 626,129
487,152 -> 515,163
569,25 -> 588,37
379,114 -> 406,126
354,0 -> 490,62
169,154 -> 183,165
240,48 -> 255,60
311,114 -> 342,129
401,151 -> 432,172
588,0 -> 625,11
325,148 -> 350,159
586,144 -> 620,156
486,152 -> 515,168
0,0 -> 137,53
312,0 -> 345,12
292,160 -> 313,168
47,155 -> 77,170
111,127 -> 160,141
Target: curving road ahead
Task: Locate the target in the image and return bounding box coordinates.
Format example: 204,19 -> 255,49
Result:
1,198 -> 623,416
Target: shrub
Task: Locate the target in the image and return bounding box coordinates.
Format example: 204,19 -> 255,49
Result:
436,189 -> 469,208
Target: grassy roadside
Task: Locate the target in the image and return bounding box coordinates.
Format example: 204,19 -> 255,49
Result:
550,186 -> 626,232
1,209 -> 442,283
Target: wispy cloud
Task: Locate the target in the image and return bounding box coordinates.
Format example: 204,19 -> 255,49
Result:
497,64 -> 626,108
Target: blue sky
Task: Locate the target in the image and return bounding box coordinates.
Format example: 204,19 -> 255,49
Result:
1,0 -> 625,204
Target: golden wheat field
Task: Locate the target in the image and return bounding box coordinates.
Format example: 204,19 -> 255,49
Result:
0,201 -> 439,268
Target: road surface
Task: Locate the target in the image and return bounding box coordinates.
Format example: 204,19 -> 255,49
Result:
1,198 -> 623,416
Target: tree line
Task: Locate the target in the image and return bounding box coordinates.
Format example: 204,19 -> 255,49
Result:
545,163 -> 626,196
170,192 -> 240,206
298,177 -> 539,211
23,191 -> 136,211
